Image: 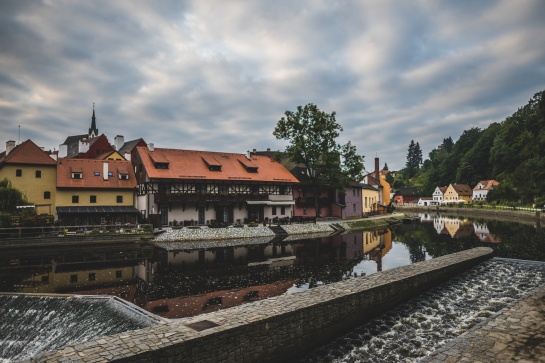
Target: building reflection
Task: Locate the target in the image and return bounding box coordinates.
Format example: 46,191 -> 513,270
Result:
419,214 -> 501,243
0,230 -> 398,320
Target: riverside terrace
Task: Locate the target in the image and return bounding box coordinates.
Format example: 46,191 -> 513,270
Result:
33,248 -> 493,362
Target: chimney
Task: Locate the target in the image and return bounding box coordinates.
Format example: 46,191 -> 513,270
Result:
124,151 -> 131,161
266,148 -> 271,151
246,150 -> 251,159
375,157 -> 380,180
6,140 -> 15,155
58,144 -> 68,158
114,135 -> 125,151
79,139 -> 89,153
148,143 -> 154,152
103,162 -> 109,181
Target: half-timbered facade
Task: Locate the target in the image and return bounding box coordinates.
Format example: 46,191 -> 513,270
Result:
133,146 -> 299,226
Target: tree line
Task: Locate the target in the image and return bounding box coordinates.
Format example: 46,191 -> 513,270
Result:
395,89 -> 545,206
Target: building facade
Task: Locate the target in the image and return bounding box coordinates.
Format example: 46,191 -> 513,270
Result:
0,140 -> 57,215
55,158 -> 139,225
473,180 -> 499,201
133,146 -> 299,226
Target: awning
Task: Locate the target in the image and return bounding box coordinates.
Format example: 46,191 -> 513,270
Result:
246,200 -> 295,205
56,206 -> 140,214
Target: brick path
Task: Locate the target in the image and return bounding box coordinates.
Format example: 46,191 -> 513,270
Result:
421,283 -> 545,363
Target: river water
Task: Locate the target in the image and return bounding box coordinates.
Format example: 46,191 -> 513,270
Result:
1,213 -> 545,361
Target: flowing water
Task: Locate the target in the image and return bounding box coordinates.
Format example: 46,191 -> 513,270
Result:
0,294 -> 159,363
298,259 -> 545,363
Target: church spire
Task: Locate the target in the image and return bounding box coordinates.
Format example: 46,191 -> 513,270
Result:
88,102 -> 99,138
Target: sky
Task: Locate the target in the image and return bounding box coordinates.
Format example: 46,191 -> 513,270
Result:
1,1 -> 544,171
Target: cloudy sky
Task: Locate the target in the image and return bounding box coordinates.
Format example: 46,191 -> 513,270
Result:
1,1 -> 544,170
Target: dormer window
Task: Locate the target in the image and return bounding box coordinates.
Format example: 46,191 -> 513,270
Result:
72,172 -> 82,179
155,162 -> 169,169
94,171 -> 100,176
119,173 -> 129,180
149,152 -> 169,169
201,155 -> 222,171
238,158 -> 259,173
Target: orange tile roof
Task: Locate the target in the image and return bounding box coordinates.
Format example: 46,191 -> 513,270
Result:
473,180 -> 499,191
0,139 -> 56,166
57,158 -> 136,189
136,147 -> 299,183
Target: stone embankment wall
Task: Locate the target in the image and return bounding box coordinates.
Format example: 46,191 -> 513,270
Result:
397,205 -> 544,225
35,247 -> 493,363
152,215 -> 405,243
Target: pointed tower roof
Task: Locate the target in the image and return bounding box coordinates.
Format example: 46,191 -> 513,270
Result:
88,103 -> 99,138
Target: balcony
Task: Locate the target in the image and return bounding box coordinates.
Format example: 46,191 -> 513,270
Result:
154,193 -> 270,203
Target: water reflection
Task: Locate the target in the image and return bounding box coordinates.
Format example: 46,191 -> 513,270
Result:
420,214 -> 501,242
1,214 -> 544,319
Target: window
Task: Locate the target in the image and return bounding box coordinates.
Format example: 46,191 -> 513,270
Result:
281,206 -> 285,215
195,184 -> 206,193
218,184 -> 229,193
43,191 -> 51,199
272,206 -> 277,215
353,204 -> 357,213
353,189 -> 356,196
94,171 -> 100,176
303,208 -> 307,215
90,195 -> 97,203
70,274 -> 78,283
16,169 -> 22,177
72,195 -> 79,203
71,172 -> 82,179
35,170 -> 41,178
119,173 -> 129,180
115,270 -> 123,278
88,273 -> 96,281
116,195 -> 123,203
108,171 -> 113,176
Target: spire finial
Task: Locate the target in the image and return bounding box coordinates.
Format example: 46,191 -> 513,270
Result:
89,103 -> 98,138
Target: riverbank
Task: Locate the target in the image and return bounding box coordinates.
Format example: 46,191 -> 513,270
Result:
151,213 -> 405,243
397,205 -> 544,225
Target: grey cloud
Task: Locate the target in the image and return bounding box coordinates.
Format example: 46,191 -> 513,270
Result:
1,0 -> 544,171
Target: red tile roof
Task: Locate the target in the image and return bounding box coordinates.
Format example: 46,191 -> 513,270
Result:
136,147 -> 299,183
0,140 -> 56,166
473,180 -> 499,191
57,158 -> 136,189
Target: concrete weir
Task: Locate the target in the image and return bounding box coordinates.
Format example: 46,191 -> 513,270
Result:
34,247 -> 493,363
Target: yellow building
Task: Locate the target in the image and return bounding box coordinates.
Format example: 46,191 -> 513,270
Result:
0,140 -> 57,215
444,183 -> 473,203
56,158 -> 139,225
361,183 -> 380,214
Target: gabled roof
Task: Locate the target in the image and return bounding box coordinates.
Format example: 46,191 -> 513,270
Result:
136,147 -> 299,183
96,150 -> 125,160
361,183 -> 379,191
0,140 -> 56,166
473,180 -> 499,191
439,186 -> 448,194
118,138 -> 146,155
57,158 -> 136,189
451,183 -> 473,196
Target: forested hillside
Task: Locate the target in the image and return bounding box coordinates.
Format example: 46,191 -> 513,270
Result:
408,90 -> 545,205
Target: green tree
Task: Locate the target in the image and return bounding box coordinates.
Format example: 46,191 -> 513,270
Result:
383,162 -> 389,171
405,140 -> 422,179
273,103 -> 364,216
0,178 -> 30,212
